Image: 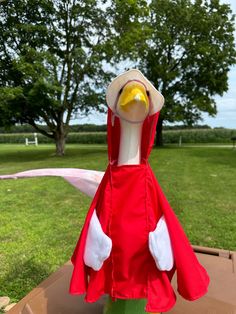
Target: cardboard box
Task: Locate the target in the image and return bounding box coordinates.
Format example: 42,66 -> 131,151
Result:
7,246 -> 236,314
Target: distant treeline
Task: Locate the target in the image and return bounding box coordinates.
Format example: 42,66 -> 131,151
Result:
1,128 -> 236,144
0,123 -> 225,134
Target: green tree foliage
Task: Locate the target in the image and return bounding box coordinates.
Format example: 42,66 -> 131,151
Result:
0,0 -> 112,155
108,0 -> 236,145
0,0 -> 235,152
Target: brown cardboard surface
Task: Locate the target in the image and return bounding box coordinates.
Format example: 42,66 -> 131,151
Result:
7,246 -> 236,314
167,252 -> 236,314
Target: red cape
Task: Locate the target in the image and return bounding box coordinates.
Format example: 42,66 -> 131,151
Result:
69,109 -> 210,312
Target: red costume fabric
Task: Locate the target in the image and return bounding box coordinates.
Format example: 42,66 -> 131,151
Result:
69,108 -> 210,312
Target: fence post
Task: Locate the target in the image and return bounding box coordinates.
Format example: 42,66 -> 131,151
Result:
179,136 -> 182,147
34,133 -> 38,146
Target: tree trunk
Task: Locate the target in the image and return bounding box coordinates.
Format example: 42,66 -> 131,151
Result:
155,117 -> 163,147
55,130 -> 66,156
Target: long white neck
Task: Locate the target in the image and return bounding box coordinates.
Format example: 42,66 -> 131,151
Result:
117,119 -> 143,166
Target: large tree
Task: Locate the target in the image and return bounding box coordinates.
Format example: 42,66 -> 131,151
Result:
1,0 -> 236,150
108,0 -> 236,145
0,0 -> 112,155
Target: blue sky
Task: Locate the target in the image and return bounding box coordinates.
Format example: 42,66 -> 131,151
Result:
75,0 -> 236,129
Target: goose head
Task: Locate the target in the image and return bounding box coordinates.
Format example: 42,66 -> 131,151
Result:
116,81 -> 149,123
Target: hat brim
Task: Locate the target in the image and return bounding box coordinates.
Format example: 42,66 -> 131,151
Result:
106,69 -> 164,115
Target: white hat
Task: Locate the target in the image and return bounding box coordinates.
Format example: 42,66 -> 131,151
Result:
106,69 -> 164,115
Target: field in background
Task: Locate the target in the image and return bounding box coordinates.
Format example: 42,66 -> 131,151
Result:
0,143 -> 235,303
0,127 -> 236,145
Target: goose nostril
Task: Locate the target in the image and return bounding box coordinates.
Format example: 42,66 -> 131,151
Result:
134,94 -> 141,101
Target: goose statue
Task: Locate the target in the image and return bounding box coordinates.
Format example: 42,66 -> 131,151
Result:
69,69 -> 210,313
0,69 -> 210,314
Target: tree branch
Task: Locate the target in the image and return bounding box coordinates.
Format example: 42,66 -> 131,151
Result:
64,80 -> 80,127
169,50 -> 187,72
29,120 -> 54,139
40,110 -> 57,131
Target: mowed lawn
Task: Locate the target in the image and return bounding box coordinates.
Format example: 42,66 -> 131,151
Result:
0,143 -> 235,303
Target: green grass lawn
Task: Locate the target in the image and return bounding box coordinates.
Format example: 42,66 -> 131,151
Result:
0,143 -> 236,304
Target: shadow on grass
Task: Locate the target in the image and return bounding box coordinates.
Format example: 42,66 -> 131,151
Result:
0,148 -> 55,163
0,145 -> 107,164
0,258 -> 52,303
183,146 -> 236,169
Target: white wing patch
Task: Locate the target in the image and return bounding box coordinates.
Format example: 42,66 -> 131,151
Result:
84,210 -> 112,271
149,215 -> 174,271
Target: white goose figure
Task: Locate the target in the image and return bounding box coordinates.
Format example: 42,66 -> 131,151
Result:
84,78 -> 173,276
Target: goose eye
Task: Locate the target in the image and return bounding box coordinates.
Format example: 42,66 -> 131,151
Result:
119,87 -> 123,95
146,90 -> 150,96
